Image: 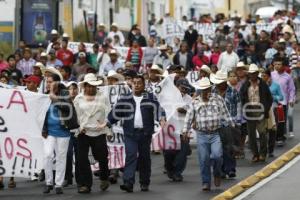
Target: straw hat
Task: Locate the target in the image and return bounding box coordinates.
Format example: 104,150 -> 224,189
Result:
197,77 -> 212,90
200,65 -> 211,74
150,64 -> 164,74
107,70 -> 125,82
210,70 -> 228,84
236,61 -> 246,68
44,67 -> 63,81
80,73 -> 103,86
248,64 -> 259,73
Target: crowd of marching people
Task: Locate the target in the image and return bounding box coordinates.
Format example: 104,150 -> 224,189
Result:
0,9 -> 299,194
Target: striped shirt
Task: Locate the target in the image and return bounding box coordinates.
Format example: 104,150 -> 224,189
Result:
17,58 -> 36,76
182,93 -> 234,133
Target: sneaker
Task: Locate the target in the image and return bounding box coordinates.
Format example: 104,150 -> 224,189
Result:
43,185 -> 53,194
269,153 -> 274,158
100,180 -> 110,191
228,171 -> 236,178
78,186 -> 91,194
202,183 -> 211,191
55,187 -> 63,195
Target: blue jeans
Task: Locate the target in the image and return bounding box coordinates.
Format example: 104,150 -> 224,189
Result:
123,129 -> 152,186
196,132 -> 223,185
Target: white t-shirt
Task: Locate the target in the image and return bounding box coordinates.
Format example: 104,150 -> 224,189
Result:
133,95 -> 143,128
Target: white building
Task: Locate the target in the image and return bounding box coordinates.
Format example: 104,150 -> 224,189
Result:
72,0 -> 132,31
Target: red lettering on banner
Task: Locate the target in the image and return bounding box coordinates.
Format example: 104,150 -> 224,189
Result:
4,137 -> 14,160
6,90 -> 28,113
158,128 -> 166,149
167,124 -> 177,150
17,139 -> 32,159
113,146 -> 117,168
120,146 -> 124,167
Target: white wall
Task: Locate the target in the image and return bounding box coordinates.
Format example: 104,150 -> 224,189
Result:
0,0 -> 16,21
72,0 -> 131,31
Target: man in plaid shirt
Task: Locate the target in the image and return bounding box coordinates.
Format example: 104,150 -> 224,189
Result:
182,77 -> 234,191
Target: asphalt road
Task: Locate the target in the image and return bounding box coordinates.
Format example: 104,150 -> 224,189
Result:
1,105 -> 300,200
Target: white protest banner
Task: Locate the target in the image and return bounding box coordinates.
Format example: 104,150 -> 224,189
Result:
162,19 -> 300,45
0,88 -> 51,177
186,71 -> 200,85
151,75 -> 186,151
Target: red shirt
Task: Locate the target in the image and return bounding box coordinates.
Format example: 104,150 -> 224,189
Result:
210,52 -> 221,65
56,48 -> 74,66
192,55 -> 209,69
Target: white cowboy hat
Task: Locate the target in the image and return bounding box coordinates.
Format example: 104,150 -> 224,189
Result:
80,73 -> 103,86
158,44 -> 168,50
279,38 -> 286,43
44,67 -> 63,81
51,29 -> 58,35
211,70 -> 228,84
248,64 -> 259,73
62,33 -> 69,38
40,52 -> 48,57
64,81 -> 78,88
33,62 -> 46,73
198,77 -> 212,90
200,65 -> 211,74
150,64 -> 164,75
111,22 -> 118,27
107,70 -> 125,82
236,61 -> 246,68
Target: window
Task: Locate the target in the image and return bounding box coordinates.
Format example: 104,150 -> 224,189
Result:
115,0 -> 120,13
160,4 -> 165,17
78,0 -> 83,8
150,2 -> 155,13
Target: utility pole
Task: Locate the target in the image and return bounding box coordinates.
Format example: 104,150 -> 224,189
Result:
285,0 -> 289,10
109,0 -> 113,25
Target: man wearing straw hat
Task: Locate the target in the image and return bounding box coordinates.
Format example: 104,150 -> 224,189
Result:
182,77 -> 234,191
211,70 -> 242,178
74,73 -> 111,193
240,64 -> 272,162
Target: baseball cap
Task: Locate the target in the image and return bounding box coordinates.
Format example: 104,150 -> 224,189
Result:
24,75 -> 41,85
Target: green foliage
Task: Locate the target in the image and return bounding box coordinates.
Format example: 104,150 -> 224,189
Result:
0,42 -> 13,59
73,22 -> 93,42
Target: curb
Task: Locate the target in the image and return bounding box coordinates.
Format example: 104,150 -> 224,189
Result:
212,144 -> 300,200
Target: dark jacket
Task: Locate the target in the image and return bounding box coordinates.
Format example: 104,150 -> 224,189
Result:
173,50 -> 194,71
240,78 -> 273,120
184,29 -> 198,50
107,91 -> 164,137
43,87 -> 79,134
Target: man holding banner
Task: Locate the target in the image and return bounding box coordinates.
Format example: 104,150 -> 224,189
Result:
74,73 -> 111,194
101,75 -> 165,192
